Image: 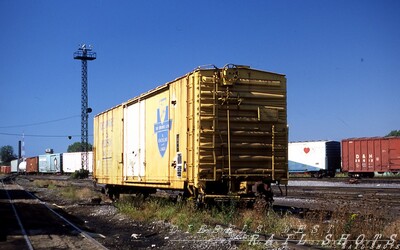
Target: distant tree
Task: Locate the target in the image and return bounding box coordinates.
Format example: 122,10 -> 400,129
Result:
386,130 -> 400,137
67,142 -> 93,152
0,145 -> 17,165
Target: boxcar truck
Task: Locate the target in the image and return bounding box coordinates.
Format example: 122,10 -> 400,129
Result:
289,141 -> 341,177
93,64 -> 288,205
342,137 -> 400,178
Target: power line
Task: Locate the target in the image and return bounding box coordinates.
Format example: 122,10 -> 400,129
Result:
0,132 -> 92,138
0,115 -> 80,129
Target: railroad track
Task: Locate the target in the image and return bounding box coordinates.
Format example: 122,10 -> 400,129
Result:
0,176 -> 107,250
289,176 -> 400,183
272,184 -> 400,220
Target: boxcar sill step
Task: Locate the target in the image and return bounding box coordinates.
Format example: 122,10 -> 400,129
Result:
124,181 -> 171,185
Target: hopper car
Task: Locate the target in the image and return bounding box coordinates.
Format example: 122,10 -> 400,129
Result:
93,64 -> 289,204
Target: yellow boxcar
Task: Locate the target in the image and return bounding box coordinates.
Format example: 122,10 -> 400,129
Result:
93,64 -> 288,202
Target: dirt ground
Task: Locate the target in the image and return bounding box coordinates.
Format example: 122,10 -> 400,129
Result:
13,176 -> 400,250
15,176 -> 240,250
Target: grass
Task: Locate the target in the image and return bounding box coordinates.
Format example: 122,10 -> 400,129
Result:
31,180 -> 399,247
33,179 -> 99,201
115,197 -> 211,232
114,195 -> 400,248
60,186 -> 97,200
115,196 -> 295,236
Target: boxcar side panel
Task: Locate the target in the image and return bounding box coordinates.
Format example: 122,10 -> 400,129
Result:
11,159 -> 18,172
289,141 -> 328,172
63,152 -> 93,173
342,137 -> 400,174
38,154 -> 61,173
1,166 -> 11,173
124,101 -> 146,179
381,139 -> 389,171
93,105 -> 124,184
26,156 -> 39,173
389,138 -> 400,170
186,73 -> 196,187
121,78 -> 188,189
167,78 -> 188,188
341,141 -> 349,172
144,90 -> 171,184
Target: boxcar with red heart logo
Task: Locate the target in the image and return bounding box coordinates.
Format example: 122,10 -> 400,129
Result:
288,141 -> 341,178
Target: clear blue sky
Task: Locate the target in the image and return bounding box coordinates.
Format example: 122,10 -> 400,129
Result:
1,0 -> 399,157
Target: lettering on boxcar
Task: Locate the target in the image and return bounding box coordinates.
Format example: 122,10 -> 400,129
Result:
355,154 -> 360,163
176,152 -> 182,177
154,98 -> 172,157
368,154 -> 374,163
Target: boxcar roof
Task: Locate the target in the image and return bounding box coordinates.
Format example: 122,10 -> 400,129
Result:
95,65 -> 285,117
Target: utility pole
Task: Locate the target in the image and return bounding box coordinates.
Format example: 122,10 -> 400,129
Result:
74,44 -> 96,170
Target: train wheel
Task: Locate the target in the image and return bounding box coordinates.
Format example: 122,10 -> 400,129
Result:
194,194 -> 205,210
176,193 -> 185,203
245,200 -> 255,209
105,186 -> 119,201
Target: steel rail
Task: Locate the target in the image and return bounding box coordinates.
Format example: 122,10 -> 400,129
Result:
1,180 -> 34,250
1,176 -> 108,250
20,186 -> 108,250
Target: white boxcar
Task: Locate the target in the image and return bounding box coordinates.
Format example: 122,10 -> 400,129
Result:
288,141 -> 341,177
63,152 -> 93,173
38,153 -> 62,173
10,159 -> 25,172
11,159 -> 18,172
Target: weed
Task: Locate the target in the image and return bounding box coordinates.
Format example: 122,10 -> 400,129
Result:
70,169 -> 89,179
113,194 -> 399,248
57,186 -> 98,201
33,180 -> 52,188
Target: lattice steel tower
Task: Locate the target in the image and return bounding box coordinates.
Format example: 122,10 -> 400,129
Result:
74,44 -> 96,170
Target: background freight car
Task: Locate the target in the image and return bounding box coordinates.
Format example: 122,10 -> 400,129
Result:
11,159 -> 18,172
94,64 -> 288,203
288,141 -> 341,177
10,159 -> 25,173
0,166 -> 11,174
38,153 -> 62,173
342,137 -> 400,178
26,156 -> 39,173
63,152 -> 93,173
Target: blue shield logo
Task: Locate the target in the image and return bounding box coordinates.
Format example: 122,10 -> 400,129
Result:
154,99 -> 172,157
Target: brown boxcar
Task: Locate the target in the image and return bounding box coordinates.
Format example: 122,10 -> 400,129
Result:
342,137 -> 400,177
26,156 -> 39,173
93,64 -> 288,203
1,166 -> 11,174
